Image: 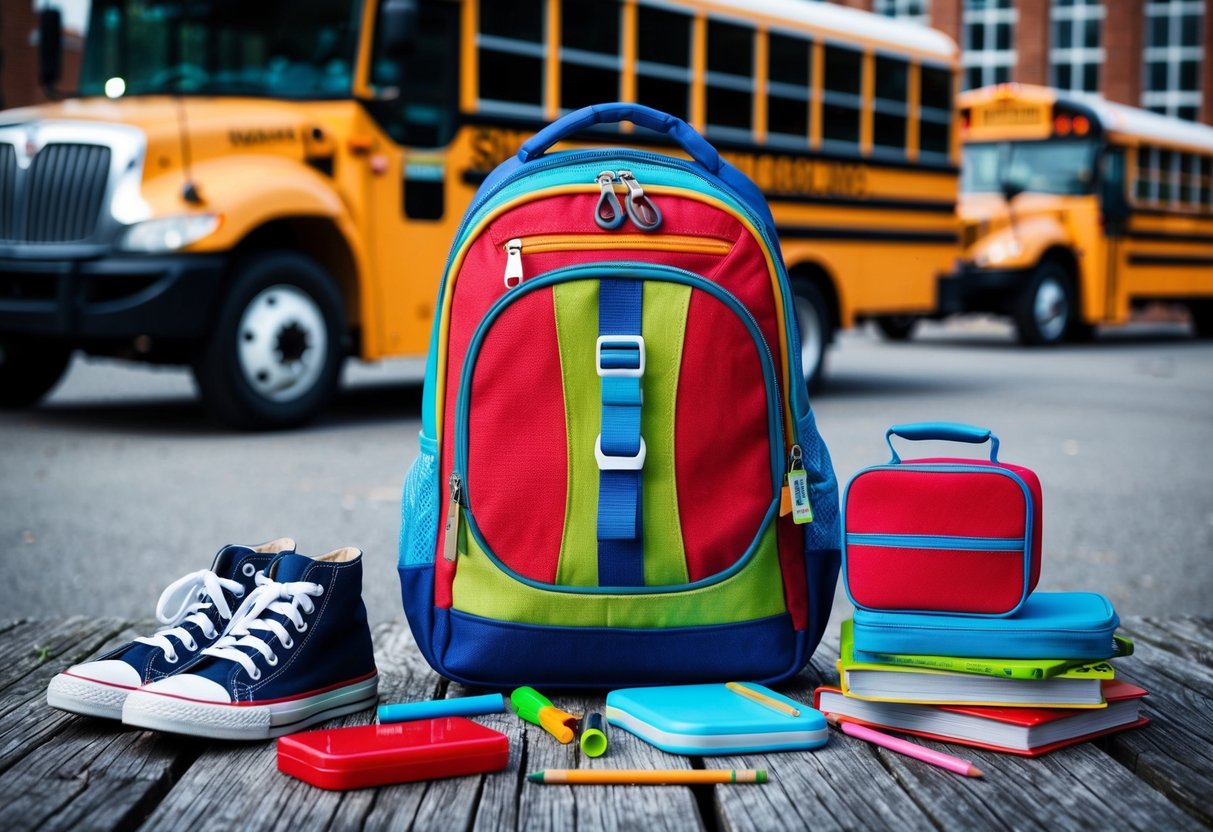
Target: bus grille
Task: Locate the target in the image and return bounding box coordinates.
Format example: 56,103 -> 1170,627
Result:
0,143 -> 111,243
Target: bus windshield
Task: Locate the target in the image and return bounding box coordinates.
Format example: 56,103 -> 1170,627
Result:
80,0 -> 363,99
962,140 -> 1096,196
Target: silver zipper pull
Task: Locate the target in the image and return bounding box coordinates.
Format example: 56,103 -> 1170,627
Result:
443,473 -> 462,562
594,171 -> 625,230
503,238 -> 523,288
618,170 -> 662,231
784,445 -> 813,525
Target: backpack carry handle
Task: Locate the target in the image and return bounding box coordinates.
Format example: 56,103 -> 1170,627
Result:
517,103 -> 723,174
885,422 -> 1000,464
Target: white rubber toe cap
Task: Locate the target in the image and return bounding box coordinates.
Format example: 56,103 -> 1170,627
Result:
141,674 -> 233,704
68,659 -> 142,687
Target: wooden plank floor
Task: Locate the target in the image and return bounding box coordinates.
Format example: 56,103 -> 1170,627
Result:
0,617 -> 1209,831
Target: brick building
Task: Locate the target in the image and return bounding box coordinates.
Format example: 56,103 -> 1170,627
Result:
0,2 -> 83,111
844,0 -> 1211,126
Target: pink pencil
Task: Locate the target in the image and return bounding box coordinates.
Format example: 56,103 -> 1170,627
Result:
826,714 -> 984,778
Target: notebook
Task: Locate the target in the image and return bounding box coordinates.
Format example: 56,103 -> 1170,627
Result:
605,683 -> 828,756
814,682 -> 1148,756
852,634 -> 1134,680
839,620 -> 1110,708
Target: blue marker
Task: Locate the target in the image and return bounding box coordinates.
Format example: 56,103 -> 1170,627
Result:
378,693 -> 507,724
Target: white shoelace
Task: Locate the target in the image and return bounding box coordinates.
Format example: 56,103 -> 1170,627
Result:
133,569 -> 246,663
201,572 -> 324,680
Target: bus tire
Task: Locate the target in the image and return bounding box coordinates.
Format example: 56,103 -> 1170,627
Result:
872,315 -> 920,341
791,279 -> 832,392
0,336 -> 72,407
1014,262 -> 1073,346
1189,300 -> 1213,339
194,252 -> 346,430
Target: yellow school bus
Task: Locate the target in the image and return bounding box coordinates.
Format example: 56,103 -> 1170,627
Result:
0,0 -> 959,427
947,83 -> 1213,344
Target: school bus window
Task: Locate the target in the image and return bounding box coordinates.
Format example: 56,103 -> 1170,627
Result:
560,0 -> 622,113
478,1 -> 545,112
705,19 -> 754,136
1178,153 -> 1196,205
821,44 -> 862,149
636,5 -> 692,122
1157,149 -> 1175,202
1201,157 -> 1213,208
766,31 -> 811,146
919,64 -> 952,160
367,1 -> 459,148
872,54 -> 908,156
1134,146 -> 1154,203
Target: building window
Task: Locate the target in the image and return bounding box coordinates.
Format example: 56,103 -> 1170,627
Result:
635,4 -> 692,122
1142,0 -> 1203,121
705,19 -> 754,138
962,0 -> 1016,91
478,0 -> 546,115
874,0 -> 930,26
766,31 -> 811,146
1050,0 -> 1104,94
560,0 -> 621,113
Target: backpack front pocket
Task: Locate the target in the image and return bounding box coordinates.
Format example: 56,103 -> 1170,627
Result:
451,262 -> 784,596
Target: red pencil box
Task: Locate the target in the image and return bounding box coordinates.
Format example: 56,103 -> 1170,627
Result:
277,717 -> 509,791
842,423 -> 1042,617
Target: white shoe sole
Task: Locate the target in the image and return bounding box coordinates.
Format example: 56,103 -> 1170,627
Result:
121,674 -> 379,741
46,673 -> 133,720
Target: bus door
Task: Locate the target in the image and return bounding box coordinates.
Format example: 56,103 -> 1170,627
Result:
363,0 -> 461,357
1098,146 -> 1129,321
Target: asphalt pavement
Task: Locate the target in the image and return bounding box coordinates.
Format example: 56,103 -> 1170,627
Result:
2,318 -> 1210,633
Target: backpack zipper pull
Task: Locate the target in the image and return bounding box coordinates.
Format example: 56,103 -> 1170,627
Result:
443,473 -> 463,562
781,445 -> 814,524
594,171 -> 625,230
503,239 -> 523,288
618,170 -> 662,231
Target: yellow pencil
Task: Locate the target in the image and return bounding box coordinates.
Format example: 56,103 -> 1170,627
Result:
527,769 -> 768,785
725,682 -> 801,717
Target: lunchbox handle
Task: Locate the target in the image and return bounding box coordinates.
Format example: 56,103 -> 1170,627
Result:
885,422 -> 1000,464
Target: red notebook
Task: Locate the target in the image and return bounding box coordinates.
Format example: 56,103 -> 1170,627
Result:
814,680 -> 1148,757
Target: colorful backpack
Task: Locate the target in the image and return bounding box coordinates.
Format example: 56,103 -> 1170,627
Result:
398,104 -> 840,688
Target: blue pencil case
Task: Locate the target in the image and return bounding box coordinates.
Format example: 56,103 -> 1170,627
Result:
851,592 -> 1120,660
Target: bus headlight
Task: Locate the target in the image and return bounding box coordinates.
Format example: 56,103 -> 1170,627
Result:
982,238 -> 1023,266
119,214 -> 220,253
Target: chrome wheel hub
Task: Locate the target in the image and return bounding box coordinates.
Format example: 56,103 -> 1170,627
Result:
1034,277 -> 1068,342
236,285 -> 327,402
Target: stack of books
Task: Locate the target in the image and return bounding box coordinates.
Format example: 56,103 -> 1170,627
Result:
815,619 -> 1149,757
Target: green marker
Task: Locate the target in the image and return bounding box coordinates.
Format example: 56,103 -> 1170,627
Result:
579,712 -> 608,758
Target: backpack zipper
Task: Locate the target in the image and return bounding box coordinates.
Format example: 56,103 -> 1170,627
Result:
501,234 -> 732,287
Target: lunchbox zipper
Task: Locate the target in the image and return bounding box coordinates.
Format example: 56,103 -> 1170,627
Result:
449,261 -> 786,595
845,533 -> 1024,551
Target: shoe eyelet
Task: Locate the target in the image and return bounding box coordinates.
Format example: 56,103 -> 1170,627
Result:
242,563 -> 256,577
250,669 -> 262,680
294,621 -> 308,633
314,586 -> 324,596
281,637 -> 294,649
266,654 -> 278,667
164,652 -> 179,664
183,640 -> 197,652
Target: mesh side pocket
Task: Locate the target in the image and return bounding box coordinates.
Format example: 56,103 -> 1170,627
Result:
399,434 -> 440,567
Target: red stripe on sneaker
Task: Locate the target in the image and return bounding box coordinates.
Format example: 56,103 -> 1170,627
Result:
134,670 -> 379,707
62,671 -> 140,691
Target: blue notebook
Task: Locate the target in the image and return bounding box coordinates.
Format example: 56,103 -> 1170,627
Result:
605,683 -> 828,756
852,591 -> 1120,660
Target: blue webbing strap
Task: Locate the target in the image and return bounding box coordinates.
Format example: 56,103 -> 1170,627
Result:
597,279 -> 644,586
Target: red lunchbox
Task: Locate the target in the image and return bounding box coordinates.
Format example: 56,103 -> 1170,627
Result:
842,423 -> 1042,617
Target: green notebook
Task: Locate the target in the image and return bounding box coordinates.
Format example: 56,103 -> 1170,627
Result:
851,626 -> 1130,680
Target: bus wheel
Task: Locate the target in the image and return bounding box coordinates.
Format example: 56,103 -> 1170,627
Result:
791,280 -> 832,392
872,315 -> 920,342
194,252 -> 345,430
0,336 -> 72,407
1014,263 -> 1073,346
1190,300 -> 1213,339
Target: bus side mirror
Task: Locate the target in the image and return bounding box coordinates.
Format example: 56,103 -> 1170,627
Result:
1000,177 -> 1025,203
379,0 -> 418,58
39,8 -> 64,90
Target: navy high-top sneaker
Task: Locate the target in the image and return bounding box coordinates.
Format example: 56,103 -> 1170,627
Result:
121,548 -> 378,740
46,538 -> 295,719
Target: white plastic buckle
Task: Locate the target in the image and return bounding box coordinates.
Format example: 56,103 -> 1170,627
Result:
596,335 -> 646,378
595,436 -> 647,470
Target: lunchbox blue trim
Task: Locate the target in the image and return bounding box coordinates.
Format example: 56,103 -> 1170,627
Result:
851,591 -> 1120,660
845,533 -> 1025,551
841,463 -> 1036,618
